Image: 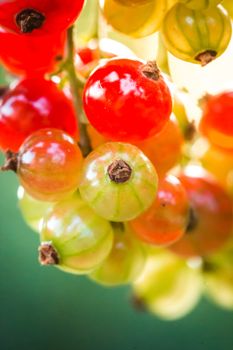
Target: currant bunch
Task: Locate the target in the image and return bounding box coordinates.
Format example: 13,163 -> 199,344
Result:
0,0 -> 233,322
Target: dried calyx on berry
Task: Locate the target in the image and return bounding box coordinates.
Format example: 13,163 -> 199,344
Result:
16,9 -> 45,33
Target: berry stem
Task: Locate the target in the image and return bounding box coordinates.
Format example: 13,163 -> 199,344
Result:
66,27 -> 92,157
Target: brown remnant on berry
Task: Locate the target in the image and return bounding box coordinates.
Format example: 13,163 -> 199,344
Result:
186,207 -> 198,233
195,50 -> 217,66
107,159 -> 132,184
16,9 -> 45,33
0,150 -> 18,173
184,120 -> 196,141
141,61 -> 161,81
202,260 -> 218,273
131,295 -> 147,312
39,242 -> 59,265
0,85 -> 9,98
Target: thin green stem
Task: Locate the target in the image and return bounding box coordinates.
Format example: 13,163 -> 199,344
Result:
66,27 -> 92,157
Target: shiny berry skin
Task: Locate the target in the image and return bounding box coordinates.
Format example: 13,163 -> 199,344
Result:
200,145 -> 233,191
100,0 -> 174,38
17,186 -> 53,232
179,0 -> 222,10
169,168 -> 233,258
79,142 -> 158,222
17,129 -> 83,202
90,223 -> 145,286
135,117 -> 183,177
88,117 -> 183,178
162,4 -> 231,66
0,0 -> 85,35
0,78 -> 78,152
223,0 -> 233,19
199,92 -> 233,151
83,59 -> 172,142
130,175 -> 190,247
0,27 -> 66,77
40,193 -> 113,274
115,0 -> 153,5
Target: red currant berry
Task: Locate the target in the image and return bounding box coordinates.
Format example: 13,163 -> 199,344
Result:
130,175 -> 190,246
17,128 -> 83,202
0,0 -> 85,35
0,27 -> 66,77
135,117 -> 183,177
200,92 -> 233,151
83,59 -> 172,142
0,78 -> 78,152
169,167 -> 233,258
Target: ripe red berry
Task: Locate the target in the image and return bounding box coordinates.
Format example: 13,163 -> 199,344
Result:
0,78 -> 79,152
0,27 -> 66,77
169,168 -> 233,258
0,0 -> 85,35
83,59 -> 172,142
129,175 -> 190,246
200,92 -> 233,151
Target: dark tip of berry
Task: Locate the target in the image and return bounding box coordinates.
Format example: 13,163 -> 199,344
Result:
0,150 -> 18,173
0,85 -> 9,98
110,222 -> 125,232
184,120 -> 196,141
195,50 -> 217,67
16,9 -> 45,33
202,260 -> 218,273
186,207 -> 198,233
131,295 -> 147,312
107,159 -> 132,184
141,61 -> 161,81
39,242 -> 59,266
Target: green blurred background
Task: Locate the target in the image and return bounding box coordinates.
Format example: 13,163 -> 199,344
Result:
0,161 -> 233,350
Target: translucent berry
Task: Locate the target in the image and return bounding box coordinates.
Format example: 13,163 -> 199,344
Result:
17,186 -> 53,232
169,167 -> 233,258
79,142 -> 158,222
17,129 -> 83,202
39,193 -> 113,274
162,4 -> 231,65
83,59 -> 172,142
130,175 -> 190,246
133,252 -> 202,320
90,223 -> 145,286
199,92 -> 233,151
0,78 -> 78,152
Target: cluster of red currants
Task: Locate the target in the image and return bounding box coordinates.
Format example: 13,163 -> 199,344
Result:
0,0 -> 233,321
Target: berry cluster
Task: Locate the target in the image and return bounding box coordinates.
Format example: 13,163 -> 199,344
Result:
0,0 -> 233,321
